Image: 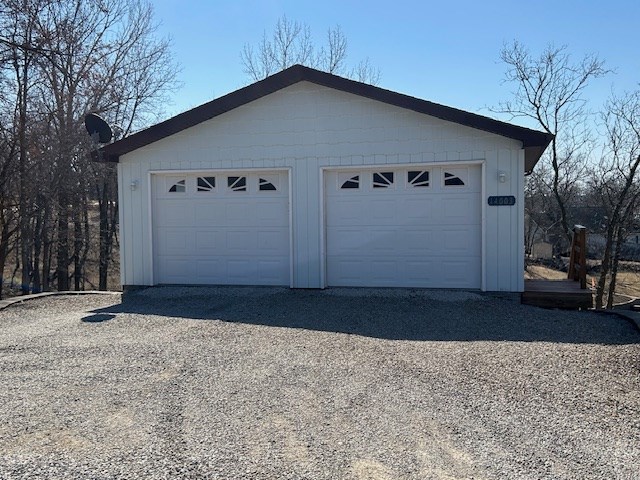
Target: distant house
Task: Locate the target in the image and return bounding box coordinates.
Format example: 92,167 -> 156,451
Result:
97,65 -> 552,292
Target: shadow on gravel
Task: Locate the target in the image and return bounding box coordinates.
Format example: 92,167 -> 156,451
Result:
80,287 -> 640,345
81,313 -> 116,323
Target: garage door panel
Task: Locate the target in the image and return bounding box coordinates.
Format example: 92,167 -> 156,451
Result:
225,230 -> 257,253
258,230 -> 289,251
195,259 -> 225,283
226,259 -> 256,282
194,204 -> 224,223
153,172 -> 290,286
257,260 -> 288,282
442,197 -> 472,219
441,260 -> 481,287
440,197 -> 480,224
370,260 -> 398,284
439,227 -> 481,255
403,229 -> 435,253
156,229 -> 193,255
367,228 -> 399,252
156,257 -> 195,284
405,261 -> 435,283
155,202 -> 196,227
402,198 -> 435,221
326,166 -> 482,289
255,202 -> 289,225
225,202 -> 253,224
325,199 -> 366,225
194,231 -> 218,251
370,199 -> 397,221
329,258 -> 367,283
327,228 -> 367,252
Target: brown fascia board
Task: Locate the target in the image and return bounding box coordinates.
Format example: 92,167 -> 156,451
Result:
98,64 -> 553,172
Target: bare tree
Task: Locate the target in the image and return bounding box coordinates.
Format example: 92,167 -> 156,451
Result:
241,16 -> 380,85
34,0 -> 176,292
241,16 -> 313,80
0,0 -> 177,295
495,41 -> 609,250
351,57 -> 381,85
0,0 -> 54,295
524,162 -> 560,253
590,90 -> 640,308
0,116 -> 19,299
318,25 -> 347,74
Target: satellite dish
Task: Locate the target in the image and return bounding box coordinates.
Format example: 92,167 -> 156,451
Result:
84,113 -> 113,144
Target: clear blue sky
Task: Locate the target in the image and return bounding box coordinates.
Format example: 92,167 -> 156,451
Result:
153,0 -> 639,129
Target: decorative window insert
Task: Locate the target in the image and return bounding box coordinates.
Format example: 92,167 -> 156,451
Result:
407,170 -> 430,187
227,176 -> 247,192
444,171 -> 465,186
259,178 -> 277,191
373,172 -> 394,188
340,175 -> 360,189
169,179 -> 186,193
197,176 -> 216,192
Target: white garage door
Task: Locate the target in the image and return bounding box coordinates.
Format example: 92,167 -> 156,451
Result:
325,165 -> 482,288
152,171 -> 289,285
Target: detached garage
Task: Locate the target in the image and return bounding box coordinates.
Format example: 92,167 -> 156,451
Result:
99,65 -> 552,292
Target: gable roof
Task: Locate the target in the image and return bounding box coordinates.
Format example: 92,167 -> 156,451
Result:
98,64 -> 553,173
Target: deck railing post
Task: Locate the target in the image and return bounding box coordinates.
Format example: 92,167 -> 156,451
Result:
578,227 -> 587,289
568,225 -> 587,289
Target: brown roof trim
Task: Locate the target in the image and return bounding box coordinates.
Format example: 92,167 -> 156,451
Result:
99,64 -> 553,173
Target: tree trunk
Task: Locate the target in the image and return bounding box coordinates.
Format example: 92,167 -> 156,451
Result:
98,185 -> 109,291
18,53 -> 30,295
32,205 -> 43,293
80,198 -> 90,290
0,219 -> 12,300
606,226 -> 626,308
73,205 -> 82,291
98,168 -> 119,291
41,206 -> 52,292
595,224 -> 615,309
57,191 -> 69,291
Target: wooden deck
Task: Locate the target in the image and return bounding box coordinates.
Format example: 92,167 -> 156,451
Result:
522,279 -> 593,309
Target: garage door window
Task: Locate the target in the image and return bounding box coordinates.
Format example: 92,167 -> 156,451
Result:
169,179 -> 186,193
259,177 -> 277,191
444,171 -> 466,186
340,175 -> 360,189
407,170 -> 430,187
228,176 -> 247,192
197,176 -> 216,192
373,172 -> 394,188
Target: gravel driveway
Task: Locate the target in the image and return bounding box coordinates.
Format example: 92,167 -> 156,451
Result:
0,287 -> 638,479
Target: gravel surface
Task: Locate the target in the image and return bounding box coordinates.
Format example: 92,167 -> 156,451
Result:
0,287 -> 638,479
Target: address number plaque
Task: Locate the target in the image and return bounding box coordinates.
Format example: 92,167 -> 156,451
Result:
487,195 -> 516,206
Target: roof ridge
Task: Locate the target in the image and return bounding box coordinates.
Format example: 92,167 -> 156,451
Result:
99,64 -> 552,172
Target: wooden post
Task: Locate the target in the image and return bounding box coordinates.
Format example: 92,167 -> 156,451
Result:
568,225 -> 587,289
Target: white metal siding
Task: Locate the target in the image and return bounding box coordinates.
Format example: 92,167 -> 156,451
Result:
118,82 -> 525,291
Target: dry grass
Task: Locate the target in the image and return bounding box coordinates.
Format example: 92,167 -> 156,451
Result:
611,271 -> 640,298
525,265 -> 568,281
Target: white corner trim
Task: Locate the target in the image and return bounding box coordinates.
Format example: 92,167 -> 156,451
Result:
117,163 -> 126,287
287,168 -> 294,288
481,161 -> 487,292
147,170 -> 154,285
318,166 -> 326,288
